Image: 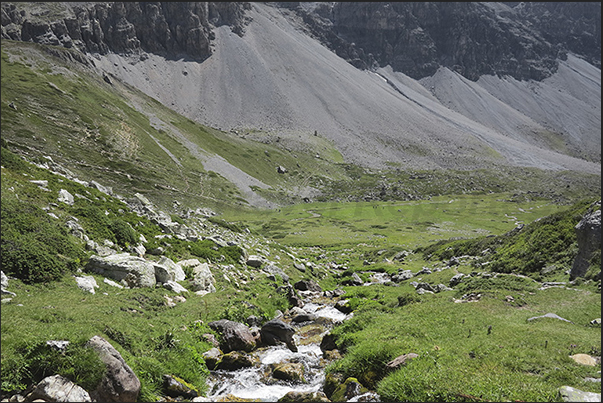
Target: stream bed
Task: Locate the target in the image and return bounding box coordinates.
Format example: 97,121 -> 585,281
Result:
204,290 -> 379,402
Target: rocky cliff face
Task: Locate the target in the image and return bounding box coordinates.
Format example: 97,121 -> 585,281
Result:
2,2 -> 599,82
286,2 -> 600,81
1,2 -> 251,61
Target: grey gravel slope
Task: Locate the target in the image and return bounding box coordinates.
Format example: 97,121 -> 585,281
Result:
95,2 -> 600,176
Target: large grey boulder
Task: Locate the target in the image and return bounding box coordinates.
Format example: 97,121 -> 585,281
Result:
87,335 -> 141,402
26,374 -> 91,402
208,319 -> 258,353
179,259 -> 216,295
260,319 -> 298,352
570,205 -> 601,280
86,253 -> 156,288
153,256 -> 186,283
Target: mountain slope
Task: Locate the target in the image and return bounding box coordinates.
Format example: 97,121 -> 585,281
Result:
92,2 -> 600,174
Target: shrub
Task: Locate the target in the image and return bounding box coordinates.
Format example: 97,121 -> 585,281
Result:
109,219 -> 138,248
2,339 -> 106,395
1,199 -> 85,283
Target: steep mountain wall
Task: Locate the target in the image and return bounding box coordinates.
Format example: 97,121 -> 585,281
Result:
1,2 -> 251,61
292,2 -> 600,81
3,2 -> 599,82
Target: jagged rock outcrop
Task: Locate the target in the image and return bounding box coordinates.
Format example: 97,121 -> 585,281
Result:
3,2 -> 598,83
570,202 -> 601,280
1,2 -> 251,61
286,2 -> 600,81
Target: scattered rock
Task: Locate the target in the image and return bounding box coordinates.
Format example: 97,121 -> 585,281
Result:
208,319 -> 258,353
86,335 -> 141,402
260,319 -> 298,352
558,386 -> 601,402
26,374 -> 91,402
74,275 -> 99,294
570,354 -> 598,366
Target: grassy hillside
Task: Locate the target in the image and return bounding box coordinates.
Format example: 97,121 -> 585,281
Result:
1,38 -> 600,402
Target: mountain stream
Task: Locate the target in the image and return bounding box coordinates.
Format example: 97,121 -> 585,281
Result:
204,290 -> 380,402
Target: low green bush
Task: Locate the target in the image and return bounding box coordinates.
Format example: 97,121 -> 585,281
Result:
1,338 -> 105,395
109,219 -> 139,248
1,199 -> 85,283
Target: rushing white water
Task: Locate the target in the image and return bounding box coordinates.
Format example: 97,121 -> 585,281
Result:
205,294 -> 376,402
206,341 -> 326,401
303,302 -> 350,323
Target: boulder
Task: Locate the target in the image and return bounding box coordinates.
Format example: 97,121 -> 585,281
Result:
104,278 -> 124,289
294,279 -> 322,292
246,255 -> 264,268
163,375 -> 198,399
272,362 -> 305,383
342,272 -> 363,286
391,270 -> 413,283
260,319 -> 298,352
570,205 -> 601,280
202,347 -> 222,370
570,354 -> 598,366
558,386 -> 601,402
86,335 -> 141,402
153,256 -> 186,283
1,271 -> 10,292
75,275 -> 99,294
319,332 -> 338,353
86,253 -> 156,288
208,319 -> 258,353
278,391 -> 330,402
330,377 -> 369,402
216,351 -> 258,370
26,374 -> 91,402
179,259 -> 216,295
57,189 -> 74,205
163,280 -> 189,294
335,299 -> 352,314
449,273 -> 465,287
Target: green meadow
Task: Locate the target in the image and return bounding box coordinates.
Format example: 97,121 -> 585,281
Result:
222,194 -> 564,249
